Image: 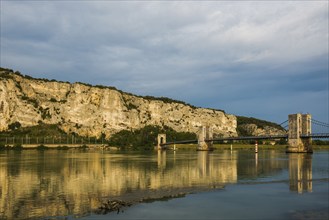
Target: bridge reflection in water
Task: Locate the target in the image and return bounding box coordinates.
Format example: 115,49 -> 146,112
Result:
0,150 -> 313,219
289,154 -> 313,193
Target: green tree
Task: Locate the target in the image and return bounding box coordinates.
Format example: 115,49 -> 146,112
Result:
8,122 -> 21,130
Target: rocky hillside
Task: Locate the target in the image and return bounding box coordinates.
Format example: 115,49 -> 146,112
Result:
237,116 -> 286,136
0,68 -> 238,138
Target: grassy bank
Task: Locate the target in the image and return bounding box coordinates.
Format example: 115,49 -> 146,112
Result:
1,142 -> 328,151
0,144 -> 91,150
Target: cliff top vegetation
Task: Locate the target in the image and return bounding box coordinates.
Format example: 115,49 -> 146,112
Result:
237,116 -> 285,131
0,67 -> 225,112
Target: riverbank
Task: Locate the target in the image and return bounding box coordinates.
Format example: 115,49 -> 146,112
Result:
0,143 -> 108,150
169,143 -> 329,151
1,143 -> 328,151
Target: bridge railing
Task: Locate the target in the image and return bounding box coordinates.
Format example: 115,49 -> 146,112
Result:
209,135 -> 288,142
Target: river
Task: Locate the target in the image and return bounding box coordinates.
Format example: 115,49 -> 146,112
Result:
0,149 -> 328,219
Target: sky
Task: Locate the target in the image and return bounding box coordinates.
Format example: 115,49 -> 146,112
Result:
0,0 -> 328,126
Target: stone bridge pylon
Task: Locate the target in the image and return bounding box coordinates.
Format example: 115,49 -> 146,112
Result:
157,134 -> 166,150
286,113 -> 312,153
197,126 -> 214,151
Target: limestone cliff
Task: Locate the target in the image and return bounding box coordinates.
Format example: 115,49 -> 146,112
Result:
0,68 -> 237,138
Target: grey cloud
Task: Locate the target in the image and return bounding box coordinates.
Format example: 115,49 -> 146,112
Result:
1,1 -> 328,123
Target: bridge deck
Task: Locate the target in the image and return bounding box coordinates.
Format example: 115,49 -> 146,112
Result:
162,135 -> 288,146
301,133 -> 329,138
210,135 -> 288,142
162,133 -> 329,146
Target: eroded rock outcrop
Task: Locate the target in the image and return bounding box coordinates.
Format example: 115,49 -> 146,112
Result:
0,69 -> 237,138
239,124 -> 286,136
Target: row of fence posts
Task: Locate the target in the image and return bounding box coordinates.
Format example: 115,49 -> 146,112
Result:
0,136 -> 105,145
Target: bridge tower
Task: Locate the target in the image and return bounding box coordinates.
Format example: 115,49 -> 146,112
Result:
197,126 -> 214,151
157,134 -> 166,150
286,113 -> 312,153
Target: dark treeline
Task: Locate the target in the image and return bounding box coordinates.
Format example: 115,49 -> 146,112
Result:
0,122 -> 196,151
312,140 -> 329,145
108,125 -> 196,150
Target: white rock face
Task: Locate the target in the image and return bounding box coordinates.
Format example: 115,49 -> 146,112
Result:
0,71 -> 237,138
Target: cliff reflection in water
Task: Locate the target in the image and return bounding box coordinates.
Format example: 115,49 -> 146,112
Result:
0,150 -> 237,219
0,150 -> 314,219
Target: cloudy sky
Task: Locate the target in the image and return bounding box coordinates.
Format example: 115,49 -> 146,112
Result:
1,1 -> 328,125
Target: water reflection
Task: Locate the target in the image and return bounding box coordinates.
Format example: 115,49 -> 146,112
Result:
157,150 -> 166,169
198,151 -> 209,176
0,149 -> 316,219
289,154 -> 313,194
237,150 -> 288,180
255,152 -> 258,168
0,150 -> 238,219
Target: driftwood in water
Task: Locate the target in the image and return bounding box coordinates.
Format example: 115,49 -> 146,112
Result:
96,199 -> 132,214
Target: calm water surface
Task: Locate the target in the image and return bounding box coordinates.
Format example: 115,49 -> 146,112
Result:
0,149 -> 328,220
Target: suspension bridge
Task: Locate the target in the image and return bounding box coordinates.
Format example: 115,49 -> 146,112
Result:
158,113 -> 329,153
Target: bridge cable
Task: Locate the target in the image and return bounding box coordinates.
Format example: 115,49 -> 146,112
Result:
279,120 -> 288,125
311,121 -> 329,128
311,119 -> 329,127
